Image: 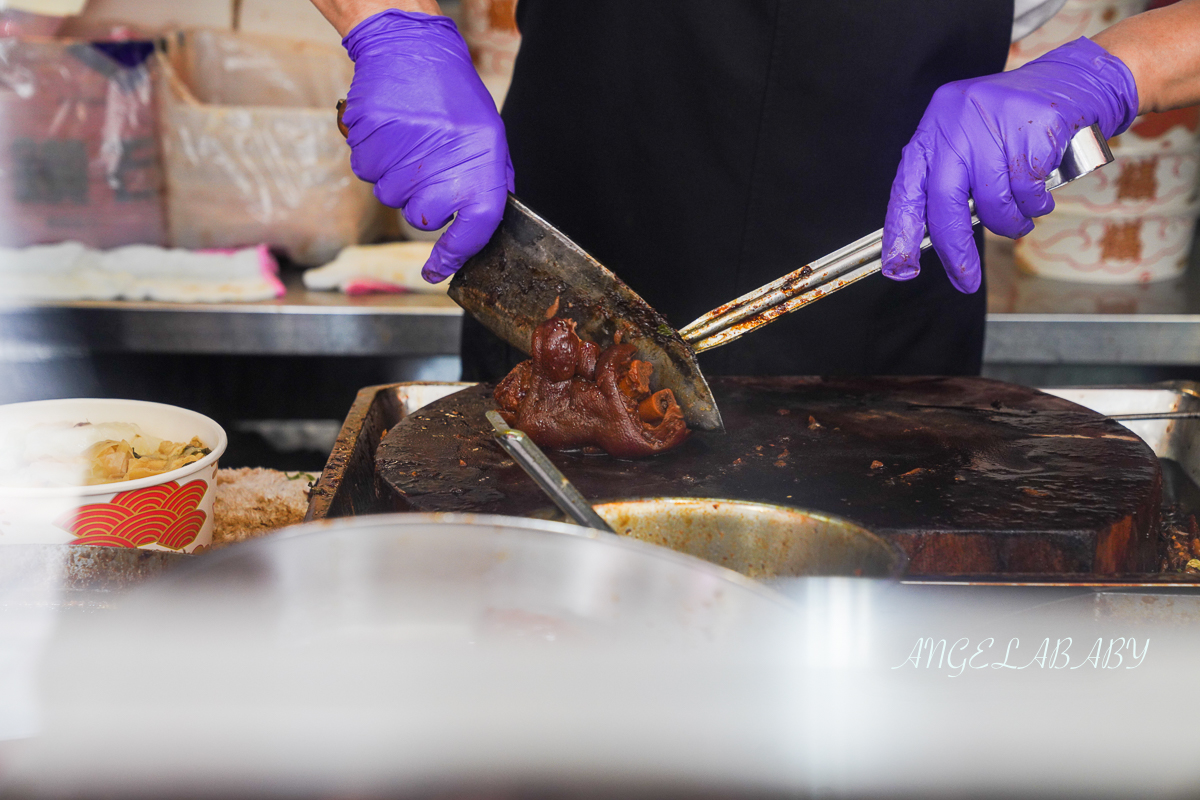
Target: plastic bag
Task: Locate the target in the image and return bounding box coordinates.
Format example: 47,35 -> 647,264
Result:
0,38 -> 165,248
156,29 -> 379,266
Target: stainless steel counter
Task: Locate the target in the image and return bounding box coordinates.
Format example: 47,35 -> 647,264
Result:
0,272 -> 463,357
985,234 -> 1200,365
1,237 -> 1197,365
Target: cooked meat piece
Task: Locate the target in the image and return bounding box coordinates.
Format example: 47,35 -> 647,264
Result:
494,316 -> 690,457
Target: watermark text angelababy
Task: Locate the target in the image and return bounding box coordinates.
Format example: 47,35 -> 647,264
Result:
892,637 -> 1147,677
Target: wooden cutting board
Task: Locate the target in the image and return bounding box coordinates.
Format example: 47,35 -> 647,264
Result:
376,377 -> 1161,576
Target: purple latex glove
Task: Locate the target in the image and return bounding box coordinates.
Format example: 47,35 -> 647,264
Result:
342,10 -> 514,283
882,37 -> 1138,293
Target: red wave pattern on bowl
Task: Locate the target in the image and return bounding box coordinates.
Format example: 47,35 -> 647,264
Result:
55,480 -> 209,550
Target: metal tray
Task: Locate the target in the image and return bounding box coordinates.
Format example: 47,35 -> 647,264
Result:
1044,382 -> 1200,489
306,380 -> 1200,586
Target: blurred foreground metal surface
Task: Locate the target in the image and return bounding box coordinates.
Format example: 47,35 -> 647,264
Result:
0,544 -> 186,608
2,515 -> 1199,798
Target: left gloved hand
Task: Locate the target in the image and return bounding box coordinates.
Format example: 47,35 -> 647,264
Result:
341,9 -> 513,284
881,37 -> 1139,293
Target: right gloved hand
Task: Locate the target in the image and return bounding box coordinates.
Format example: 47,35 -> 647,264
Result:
341,9 -> 514,283
882,37 -> 1138,293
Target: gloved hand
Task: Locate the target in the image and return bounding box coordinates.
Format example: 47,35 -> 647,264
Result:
342,9 -> 514,283
882,37 -> 1139,293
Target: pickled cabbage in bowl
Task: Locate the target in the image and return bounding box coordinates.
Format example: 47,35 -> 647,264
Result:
0,421 -> 211,489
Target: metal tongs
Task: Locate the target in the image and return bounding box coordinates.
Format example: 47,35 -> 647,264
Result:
678,124 -> 1115,353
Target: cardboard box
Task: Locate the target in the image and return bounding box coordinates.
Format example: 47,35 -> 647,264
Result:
61,0 -> 233,37
0,39 -> 166,248
157,29 -> 378,265
237,0 -> 342,49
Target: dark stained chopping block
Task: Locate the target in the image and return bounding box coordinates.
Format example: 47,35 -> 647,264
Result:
376,377 -> 1161,576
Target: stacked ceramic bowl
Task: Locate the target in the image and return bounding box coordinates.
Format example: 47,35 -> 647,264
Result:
1009,0 -> 1200,284
459,0 -> 521,110
1019,107 -> 1200,283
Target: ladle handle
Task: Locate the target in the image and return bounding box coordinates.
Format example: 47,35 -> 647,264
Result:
1106,411 -> 1200,421
486,411 -> 615,533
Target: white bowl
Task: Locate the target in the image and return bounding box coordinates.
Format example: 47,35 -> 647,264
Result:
1106,106 -> 1200,155
0,399 -> 227,552
1051,149 -> 1200,215
1015,205 -> 1198,284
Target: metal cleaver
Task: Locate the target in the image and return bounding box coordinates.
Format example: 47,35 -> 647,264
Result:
333,100 -> 721,432
448,195 -> 725,432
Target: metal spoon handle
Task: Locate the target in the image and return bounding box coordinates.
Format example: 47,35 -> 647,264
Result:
486,411 -> 615,532
1106,411 -> 1200,421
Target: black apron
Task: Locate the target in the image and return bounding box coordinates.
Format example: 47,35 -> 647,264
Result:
462,0 -> 1014,381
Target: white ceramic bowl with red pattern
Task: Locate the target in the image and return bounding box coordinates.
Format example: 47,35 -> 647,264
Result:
1015,202 -> 1199,284
1050,150 -> 1200,215
0,399 -> 226,552
1106,107 -> 1200,155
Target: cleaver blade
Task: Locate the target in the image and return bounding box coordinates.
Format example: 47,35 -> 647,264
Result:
448,195 -> 724,432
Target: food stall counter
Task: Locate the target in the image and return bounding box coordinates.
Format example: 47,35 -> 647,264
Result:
0,270 -> 464,358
